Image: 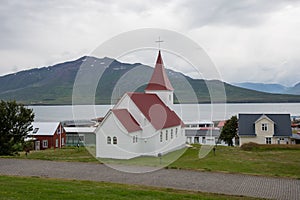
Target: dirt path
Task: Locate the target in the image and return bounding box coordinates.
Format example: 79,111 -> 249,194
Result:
0,158 -> 299,200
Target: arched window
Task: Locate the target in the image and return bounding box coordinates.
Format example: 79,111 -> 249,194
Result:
171,129 -> 173,139
113,136 -> 117,144
166,130 -> 168,141
160,131 -> 163,142
175,128 -> 178,137
107,136 -> 111,144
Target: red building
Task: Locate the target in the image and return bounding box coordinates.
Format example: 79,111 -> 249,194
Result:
29,122 -> 66,150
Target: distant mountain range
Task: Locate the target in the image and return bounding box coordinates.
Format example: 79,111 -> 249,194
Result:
1,56 -> 300,105
232,82 -> 300,95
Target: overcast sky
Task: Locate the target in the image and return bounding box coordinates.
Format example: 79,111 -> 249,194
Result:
1,0 -> 300,86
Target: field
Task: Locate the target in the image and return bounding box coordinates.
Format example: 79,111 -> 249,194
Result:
9,144 -> 300,179
0,175 -> 260,200
169,145 -> 300,178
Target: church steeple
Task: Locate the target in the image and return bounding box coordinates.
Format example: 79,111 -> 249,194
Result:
145,51 -> 174,107
145,51 -> 174,91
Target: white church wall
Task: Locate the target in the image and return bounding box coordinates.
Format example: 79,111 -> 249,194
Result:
96,112 -> 142,159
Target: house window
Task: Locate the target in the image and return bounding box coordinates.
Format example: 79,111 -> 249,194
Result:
202,137 -> 206,144
160,131 -> 163,142
55,139 -> 59,147
266,137 -> 272,144
171,129 -> 173,139
107,136 -> 111,144
262,123 -> 268,131
61,138 -> 64,146
166,130 -> 168,140
42,140 -> 48,148
33,128 -> 39,134
113,136 -> 117,144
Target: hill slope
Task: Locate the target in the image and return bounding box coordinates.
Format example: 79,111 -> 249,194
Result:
1,56 -> 300,104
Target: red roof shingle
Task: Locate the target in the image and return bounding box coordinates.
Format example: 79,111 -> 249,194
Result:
145,51 -> 174,91
112,109 -> 142,133
128,92 -> 182,130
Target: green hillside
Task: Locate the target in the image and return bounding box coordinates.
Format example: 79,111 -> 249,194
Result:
1,56 -> 300,105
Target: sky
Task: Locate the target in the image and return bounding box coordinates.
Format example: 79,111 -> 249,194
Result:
1,0 -> 300,86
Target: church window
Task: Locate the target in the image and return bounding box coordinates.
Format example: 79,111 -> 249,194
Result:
113,136 -> 117,144
160,132 -> 163,142
175,128 -> 178,137
107,136 -> 111,144
166,130 -> 168,140
171,129 -> 173,139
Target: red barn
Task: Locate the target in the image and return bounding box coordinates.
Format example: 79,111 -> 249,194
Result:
29,122 -> 66,150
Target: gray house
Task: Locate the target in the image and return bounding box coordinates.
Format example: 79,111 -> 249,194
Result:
238,114 -> 292,146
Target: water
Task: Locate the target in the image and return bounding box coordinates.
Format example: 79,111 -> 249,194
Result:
29,103 -> 300,122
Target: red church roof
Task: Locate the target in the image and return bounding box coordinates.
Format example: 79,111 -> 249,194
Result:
128,92 -> 183,130
112,109 -> 142,133
145,51 -> 174,91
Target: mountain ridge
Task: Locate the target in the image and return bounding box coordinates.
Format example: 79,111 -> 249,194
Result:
1,56 -> 300,105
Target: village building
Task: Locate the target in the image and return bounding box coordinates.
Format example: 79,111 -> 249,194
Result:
96,51 -> 186,159
28,122 -> 66,150
238,114 -> 292,146
64,127 -> 96,146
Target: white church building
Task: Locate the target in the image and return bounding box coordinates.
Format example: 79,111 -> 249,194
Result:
96,51 -> 186,159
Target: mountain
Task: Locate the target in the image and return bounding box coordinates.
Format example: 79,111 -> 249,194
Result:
232,82 -> 288,94
1,56 -> 300,105
232,82 -> 300,95
287,82 -> 300,95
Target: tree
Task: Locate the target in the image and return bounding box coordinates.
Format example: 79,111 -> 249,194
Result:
219,115 -> 238,146
0,100 -> 34,155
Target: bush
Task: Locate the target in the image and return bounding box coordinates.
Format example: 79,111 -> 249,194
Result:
240,142 -> 260,151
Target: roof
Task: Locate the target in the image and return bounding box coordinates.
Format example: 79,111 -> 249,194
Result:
238,114 -> 292,137
128,92 -> 183,130
217,120 -> 226,128
64,127 -> 96,133
145,51 -> 174,91
112,109 -> 142,133
30,122 -> 61,136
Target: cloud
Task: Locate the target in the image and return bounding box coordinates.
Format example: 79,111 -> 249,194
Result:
0,0 -> 299,86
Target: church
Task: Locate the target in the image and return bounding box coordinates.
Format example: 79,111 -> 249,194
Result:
96,51 -> 186,159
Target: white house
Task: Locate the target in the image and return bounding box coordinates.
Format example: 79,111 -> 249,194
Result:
96,51 -> 186,159
238,113 -> 292,146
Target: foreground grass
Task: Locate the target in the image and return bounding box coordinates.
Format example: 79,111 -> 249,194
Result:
0,175 -> 260,200
169,145 -> 300,179
5,145 -> 300,178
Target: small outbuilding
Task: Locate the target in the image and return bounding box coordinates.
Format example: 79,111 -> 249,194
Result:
28,122 -> 66,150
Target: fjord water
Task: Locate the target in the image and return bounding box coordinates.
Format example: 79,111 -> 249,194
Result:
30,103 -> 300,122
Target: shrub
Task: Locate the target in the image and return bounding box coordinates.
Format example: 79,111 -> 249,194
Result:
240,142 -> 260,151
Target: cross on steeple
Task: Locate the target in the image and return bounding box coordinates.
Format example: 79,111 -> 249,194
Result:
155,37 -> 164,49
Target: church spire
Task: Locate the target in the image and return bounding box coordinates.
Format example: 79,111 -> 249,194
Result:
145,51 -> 174,91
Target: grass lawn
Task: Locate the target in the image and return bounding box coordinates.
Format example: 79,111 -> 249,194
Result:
169,145 -> 300,179
13,146 -> 98,163
0,175 -> 260,200
4,144 -> 300,179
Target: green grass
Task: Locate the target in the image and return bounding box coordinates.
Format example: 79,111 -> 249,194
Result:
169,145 -> 300,178
14,146 -> 98,163
0,175 -> 260,200
5,144 -> 300,179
